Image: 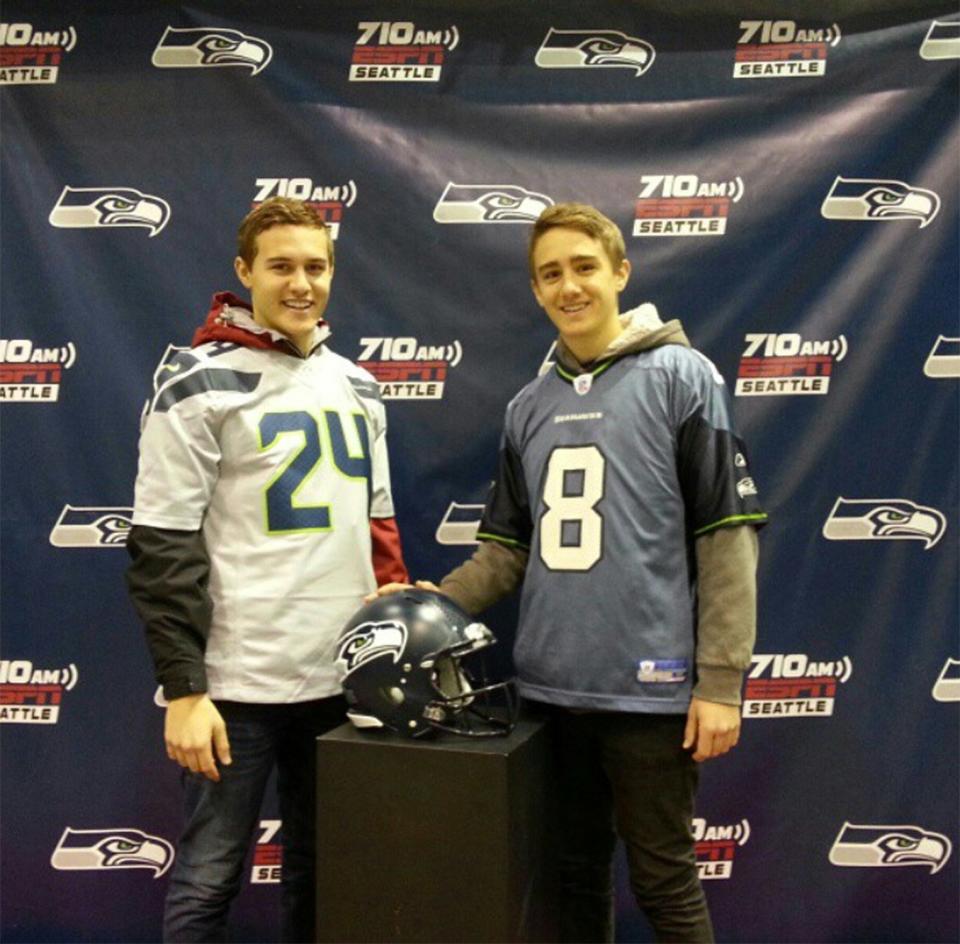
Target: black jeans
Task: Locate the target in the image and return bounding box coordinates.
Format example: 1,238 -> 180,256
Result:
536,704 -> 714,944
163,696 -> 347,943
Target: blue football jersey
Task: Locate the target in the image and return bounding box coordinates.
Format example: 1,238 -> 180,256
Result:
478,342 -> 767,712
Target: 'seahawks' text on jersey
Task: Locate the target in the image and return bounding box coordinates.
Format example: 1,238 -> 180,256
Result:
479,337 -> 767,712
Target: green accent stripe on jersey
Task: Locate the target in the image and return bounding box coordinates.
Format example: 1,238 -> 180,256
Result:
694,513 -> 769,537
476,531 -> 531,550
554,359 -> 616,384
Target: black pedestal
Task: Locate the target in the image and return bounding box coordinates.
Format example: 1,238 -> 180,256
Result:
315,718 -> 556,943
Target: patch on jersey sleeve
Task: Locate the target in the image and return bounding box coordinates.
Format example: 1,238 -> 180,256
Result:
636,659 -> 688,684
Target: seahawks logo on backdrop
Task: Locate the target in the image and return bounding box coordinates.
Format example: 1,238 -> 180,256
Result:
433,183 -> 554,224
829,823 -> 952,874
49,187 -> 171,237
50,828 -> 174,878
336,621 -> 408,676
821,177 -> 941,229
151,27 -> 273,74
436,502 -> 484,546
932,658 -> 960,702
49,505 -> 133,548
535,28 -> 655,76
920,20 -> 960,60
822,497 -> 945,549
924,336 -> 960,378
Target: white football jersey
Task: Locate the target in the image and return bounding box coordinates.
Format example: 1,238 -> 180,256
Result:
133,339 -> 395,702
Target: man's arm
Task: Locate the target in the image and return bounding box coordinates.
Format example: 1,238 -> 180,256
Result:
370,516 -> 409,585
439,539 -> 528,614
126,524 -> 230,781
674,352 -> 767,761
683,525 -> 758,761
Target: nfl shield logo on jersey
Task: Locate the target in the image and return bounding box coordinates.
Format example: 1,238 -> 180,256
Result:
574,374 -> 593,396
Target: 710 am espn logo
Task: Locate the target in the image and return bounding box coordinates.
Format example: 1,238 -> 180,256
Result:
733,19 -> 840,78
0,659 -> 78,724
350,20 -> 458,82
252,820 -> 282,884
694,817 -> 750,880
357,336 -> 462,400
743,652 -> 852,718
0,20 -> 76,85
633,174 -> 743,237
0,338 -> 76,402
253,178 -> 356,240
736,332 -> 846,396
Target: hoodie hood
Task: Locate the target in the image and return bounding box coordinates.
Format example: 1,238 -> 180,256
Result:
191,292 -> 331,357
554,303 -> 690,373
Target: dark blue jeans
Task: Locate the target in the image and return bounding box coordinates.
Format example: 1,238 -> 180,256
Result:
163,696 -> 347,943
536,704 -> 714,944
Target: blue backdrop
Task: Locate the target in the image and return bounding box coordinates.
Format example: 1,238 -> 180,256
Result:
1,2 -> 957,941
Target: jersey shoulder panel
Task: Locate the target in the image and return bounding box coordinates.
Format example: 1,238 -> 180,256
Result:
144,342 -> 263,418
642,344 -> 734,432
502,371 -> 555,436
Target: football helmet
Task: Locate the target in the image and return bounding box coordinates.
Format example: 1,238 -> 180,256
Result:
336,589 -> 517,738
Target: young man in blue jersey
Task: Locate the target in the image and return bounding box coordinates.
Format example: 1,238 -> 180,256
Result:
127,197 -> 407,942
377,203 -> 766,942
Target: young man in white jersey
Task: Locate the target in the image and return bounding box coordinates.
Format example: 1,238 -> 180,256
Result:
127,197 -> 407,942
376,203 -> 766,942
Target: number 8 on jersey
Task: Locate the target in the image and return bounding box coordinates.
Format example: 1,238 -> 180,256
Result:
539,445 -> 606,571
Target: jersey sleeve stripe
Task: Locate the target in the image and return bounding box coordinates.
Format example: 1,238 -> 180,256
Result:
476,530 -> 531,550
693,513 -> 769,536
153,369 -> 261,414
347,377 -> 382,401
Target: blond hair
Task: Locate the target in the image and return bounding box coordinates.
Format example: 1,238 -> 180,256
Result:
528,203 -> 625,277
236,196 -> 333,267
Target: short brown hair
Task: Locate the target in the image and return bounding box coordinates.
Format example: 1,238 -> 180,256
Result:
528,203 -> 625,278
236,196 -> 334,267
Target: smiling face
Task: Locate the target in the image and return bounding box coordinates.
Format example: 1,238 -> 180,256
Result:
530,226 -> 630,363
234,224 -> 333,355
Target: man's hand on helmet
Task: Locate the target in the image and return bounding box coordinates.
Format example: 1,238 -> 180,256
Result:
365,579 -> 440,603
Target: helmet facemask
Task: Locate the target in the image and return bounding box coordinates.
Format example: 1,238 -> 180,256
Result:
422,632 -> 518,737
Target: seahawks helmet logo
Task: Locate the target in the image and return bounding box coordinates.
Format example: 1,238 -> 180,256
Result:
152,27 -> 272,74
336,620 -> 408,676
821,177 -> 941,229
822,497 -> 946,549
433,183 -> 553,224
829,823 -> 952,873
535,28 -> 655,76
49,187 -> 171,237
51,828 -> 174,878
